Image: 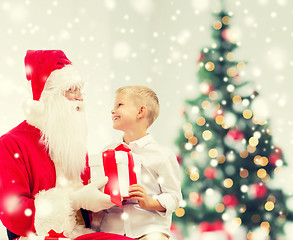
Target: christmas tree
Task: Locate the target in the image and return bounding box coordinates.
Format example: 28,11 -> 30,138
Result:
173,8 -> 293,240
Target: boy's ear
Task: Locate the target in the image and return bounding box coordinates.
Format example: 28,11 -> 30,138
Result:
137,105 -> 147,119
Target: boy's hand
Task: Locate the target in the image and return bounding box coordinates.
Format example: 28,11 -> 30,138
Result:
129,184 -> 166,211
128,184 -> 150,209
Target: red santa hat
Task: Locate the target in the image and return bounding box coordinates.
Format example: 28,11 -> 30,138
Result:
24,50 -> 73,101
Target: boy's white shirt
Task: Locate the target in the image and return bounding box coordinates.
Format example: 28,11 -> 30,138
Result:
89,134 -> 182,238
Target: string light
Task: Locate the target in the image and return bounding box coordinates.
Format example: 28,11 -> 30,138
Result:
184,142 -> 193,150
253,155 -> 262,165
205,62 -> 215,71
227,67 -> 238,77
175,208 -> 185,217
222,16 -> 230,25
261,174 -> 271,183
209,91 -> 218,100
226,52 -> 234,61
188,136 -> 198,145
201,100 -> 211,109
189,192 -> 202,205
200,82 -> 212,94
267,195 -> 276,203
242,99 -> 250,107
240,185 -> 249,193
209,148 -> 218,158
263,173 -> 271,183
224,178 -> 233,188
240,150 -> 249,158
210,159 -> 218,167
202,130 -> 212,140
260,222 -> 271,235
232,95 -> 242,103
215,115 -> 224,125
257,168 -> 267,179
216,203 -> 225,213
190,172 -> 199,181
252,116 -> 267,125
197,117 -> 206,126
222,123 -> 230,129
191,106 -> 199,114
234,217 -> 242,226
226,151 -> 236,162
275,160 -> 283,167
196,144 -> 204,152
199,62 -> 204,68
260,157 -> 269,166
183,123 -> 193,131
213,20 -> 222,30
227,84 -> 235,92
217,155 -> 226,164
240,168 -> 249,178
243,109 -> 252,119
249,137 -> 259,147
247,232 -> 253,240
185,167 -> 192,174
247,145 -> 256,153
184,130 -> 193,139
238,204 -> 247,213
265,201 -> 275,211
237,62 -> 246,68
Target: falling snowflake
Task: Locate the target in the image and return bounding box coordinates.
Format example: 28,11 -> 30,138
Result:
113,42 -> 131,60
24,208 -> 32,216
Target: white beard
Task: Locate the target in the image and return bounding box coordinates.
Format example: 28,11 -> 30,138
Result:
24,94 -> 88,181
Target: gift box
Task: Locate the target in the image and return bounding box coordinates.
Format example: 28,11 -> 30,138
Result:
89,144 -> 140,207
199,220 -> 231,240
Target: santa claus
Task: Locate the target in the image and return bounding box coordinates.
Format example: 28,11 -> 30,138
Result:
0,50 -> 133,240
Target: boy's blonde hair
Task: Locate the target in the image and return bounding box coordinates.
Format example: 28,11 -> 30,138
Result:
116,85 -> 160,127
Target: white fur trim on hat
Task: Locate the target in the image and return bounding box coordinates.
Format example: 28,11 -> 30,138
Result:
43,65 -> 84,95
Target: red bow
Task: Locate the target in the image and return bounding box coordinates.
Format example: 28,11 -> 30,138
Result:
44,230 -> 67,239
102,144 -> 137,207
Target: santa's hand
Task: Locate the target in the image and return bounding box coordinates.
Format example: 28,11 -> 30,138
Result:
70,177 -> 114,212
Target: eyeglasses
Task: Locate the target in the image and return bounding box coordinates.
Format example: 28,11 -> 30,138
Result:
66,88 -> 84,96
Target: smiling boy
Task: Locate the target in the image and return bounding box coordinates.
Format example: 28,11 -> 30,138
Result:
98,85 -> 182,240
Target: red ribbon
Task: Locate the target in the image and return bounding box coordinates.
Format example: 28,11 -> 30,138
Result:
45,229 -> 67,240
13,230 -> 68,240
102,144 -> 137,207
199,220 -> 231,240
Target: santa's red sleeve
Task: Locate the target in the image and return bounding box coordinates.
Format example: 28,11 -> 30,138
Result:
0,135 -> 37,236
0,124 -> 88,238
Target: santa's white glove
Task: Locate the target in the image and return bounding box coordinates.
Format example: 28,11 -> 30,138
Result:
70,177 -> 115,212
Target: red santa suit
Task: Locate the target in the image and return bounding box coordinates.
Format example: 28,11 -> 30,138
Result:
0,50 -> 134,240
0,121 -> 133,240
0,120 -> 90,236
